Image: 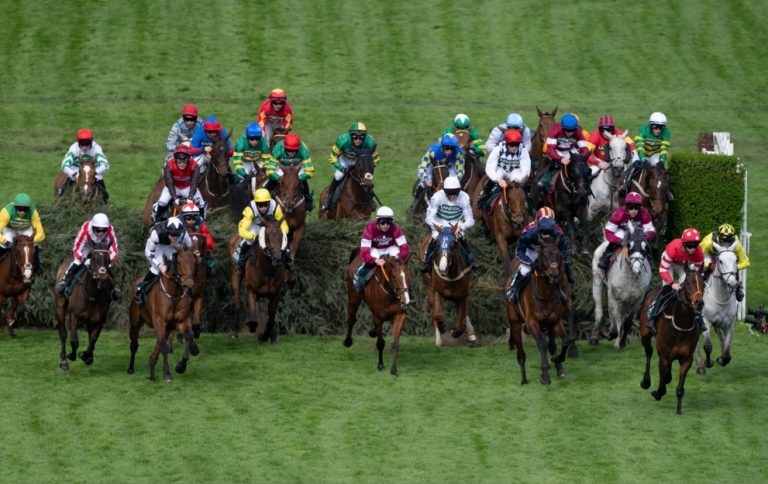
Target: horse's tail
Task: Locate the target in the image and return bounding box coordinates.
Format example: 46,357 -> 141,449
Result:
349,247 -> 361,264
228,182 -> 252,224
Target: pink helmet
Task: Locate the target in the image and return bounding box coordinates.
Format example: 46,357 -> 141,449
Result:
182,104 -> 198,117
624,192 -> 643,205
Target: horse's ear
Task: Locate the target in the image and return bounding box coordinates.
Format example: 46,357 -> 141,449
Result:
620,129 -> 628,138
552,106 -> 558,117
432,223 -> 441,233
451,223 -> 460,235
536,106 -> 543,117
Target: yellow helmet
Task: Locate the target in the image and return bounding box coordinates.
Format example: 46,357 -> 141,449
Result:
718,223 -> 735,237
253,188 -> 272,203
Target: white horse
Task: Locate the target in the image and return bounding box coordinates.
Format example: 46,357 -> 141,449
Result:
590,224 -> 652,349
696,250 -> 739,374
587,132 -> 631,222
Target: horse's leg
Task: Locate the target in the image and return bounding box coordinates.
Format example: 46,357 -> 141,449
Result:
566,305 -> 579,358
703,321 -> 714,368
651,355 -> 669,401
619,313 -> 633,350
127,304 -> 141,375
246,290 -> 260,336
66,313 -> 79,361
79,321 -> 102,366
590,272 -> 605,346
148,338 -> 161,382
607,295 -> 621,344
264,293 -> 281,345
189,297 -> 201,356
160,332 -> 173,382
175,321 -> 192,374
579,207 -> 590,254
717,323 -> 733,367
528,323 -> 550,385
675,355 -> 694,415
451,296 -> 468,339
373,315 -> 385,371
5,297 -> 18,338
343,287 -> 362,348
640,333 -> 653,389
432,292 -> 445,347
229,270 -> 242,338
508,318 -> 527,385
390,313 -> 406,376
57,311 -> 69,371
553,323 -> 568,377
464,315 -> 477,345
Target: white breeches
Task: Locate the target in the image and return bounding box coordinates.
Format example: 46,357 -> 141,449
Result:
632,152 -> 662,165
334,155 -> 357,181
274,165 -> 306,178
63,165 -> 105,181
1,227 -> 34,248
370,246 -> 400,260
149,246 -> 177,275
194,154 -> 210,173
662,266 -> 686,286
158,186 -> 206,207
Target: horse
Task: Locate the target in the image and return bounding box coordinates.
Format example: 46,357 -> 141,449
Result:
530,106 -> 558,164
628,163 -> 668,252
344,251 -> 411,375
419,224 -> 476,346
227,162 -> 268,225
638,266 -> 705,414
473,180 -> 528,273
590,225 -> 652,349
454,129 -> 482,196
53,156 -> 102,204
273,164 -> 307,279
587,132 -> 630,222
0,232 -> 37,337
407,163 -> 450,222
319,147 -> 376,220
54,243 -> 115,370
227,216 -> 287,342
127,246 -> 198,382
199,132 -> 233,210
552,158 -> 592,254
505,236 -> 574,385
696,250 -> 739,374
186,229 -> 208,341
268,126 -> 289,152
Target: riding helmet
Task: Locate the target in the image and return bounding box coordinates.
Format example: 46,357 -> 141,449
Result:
453,114 -> 471,130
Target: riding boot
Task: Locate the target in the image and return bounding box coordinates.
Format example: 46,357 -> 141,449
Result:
477,180 -> 491,211
153,203 -> 169,224
135,272 -> 155,307
421,239 -> 437,273
322,177 -> 343,212
353,263 -> 373,293
411,184 -> 425,211
33,248 -> 42,274
111,286 -> 122,301
505,270 -> 531,303
57,178 -> 75,197
57,261 -> 79,295
205,257 -> 216,277
283,248 -> 293,271
735,273 -> 744,302
697,315 -> 708,333
233,239 -> 251,275
302,180 -> 314,211
95,178 -> 109,203
646,285 -> 674,333
263,177 -> 278,192
619,163 -> 638,197
565,261 -> 576,284
597,244 -> 619,271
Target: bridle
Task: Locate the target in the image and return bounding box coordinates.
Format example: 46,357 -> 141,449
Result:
373,259 -> 410,309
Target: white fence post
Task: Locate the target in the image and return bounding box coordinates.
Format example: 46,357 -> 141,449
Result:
738,168 -> 749,320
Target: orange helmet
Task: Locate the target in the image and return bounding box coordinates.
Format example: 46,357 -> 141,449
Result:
504,129 -> 522,143
181,104 -> 198,117
77,128 -> 93,141
284,133 -> 300,150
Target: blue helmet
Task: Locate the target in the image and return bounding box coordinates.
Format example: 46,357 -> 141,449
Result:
245,122 -> 262,138
538,217 -> 556,234
441,133 -> 459,148
561,114 -> 578,130
505,113 -> 524,129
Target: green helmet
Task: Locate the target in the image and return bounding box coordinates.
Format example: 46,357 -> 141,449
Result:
13,193 -> 32,208
453,113 -> 471,130
349,122 -> 367,135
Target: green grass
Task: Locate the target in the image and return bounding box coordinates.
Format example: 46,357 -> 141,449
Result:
1,0 -> 768,481
1,329 -> 767,483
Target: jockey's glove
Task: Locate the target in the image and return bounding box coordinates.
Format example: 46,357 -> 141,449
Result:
299,174 -> 309,181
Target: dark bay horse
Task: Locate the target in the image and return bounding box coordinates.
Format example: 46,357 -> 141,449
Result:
344,251 -> 411,375
127,246 -> 198,382
199,132 -> 233,210
552,159 -> 592,254
0,232 -> 37,337
227,217 -> 287,342
407,163 -> 450,222
505,238 -> 574,385
419,225 -> 476,346
187,230 -> 208,340
54,243 -> 115,370
273,164 -> 307,277
639,267 -> 705,414
455,129 -> 482,197
319,148 -> 376,220
628,163 -> 668,252
473,180 -> 528,273
53,156 -> 102,204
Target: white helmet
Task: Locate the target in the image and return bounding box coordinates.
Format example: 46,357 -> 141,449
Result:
443,176 -> 461,192
505,113 -> 524,129
91,213 -> 109,229
649,112 -> 667,126
453,113 -> 471,129
180,201 -> 200,215
376,206 -> 394,220
166,218 -> 184,236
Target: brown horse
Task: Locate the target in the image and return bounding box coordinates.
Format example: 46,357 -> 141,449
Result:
552,159 -> 592,254
455,129 -> 482,197
199,132 -> 233,210
186,230 -> 208,340
531,106 -> 558,165
227,216 -> 287,341
53,156 -> 102,204
54,243 -> 115,370
420,224 -> 476,346
268,127 -> 289,152
273,164 -> 307,277
0,232 -> 37,337
473,179 -> 528,272
344,251 -> 411,375
319,148 -> 376,220
639,267 -> 705,414
127,246 -> 198,382
407,163 -> 450,222
628,163 -> 668,252
505,238 -> 574,385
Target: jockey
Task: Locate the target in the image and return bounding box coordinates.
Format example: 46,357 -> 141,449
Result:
485,113 -> 533,154
506,207 -> 572,303
165,104 -> 203,157
264,133 -> 314,211
538,114 -> 589,198
0,193 -> 45,272
442,114 -> 487,158
621,112 -> 671,197
646,228 -> 705,333
700,223 -> 749,302
175,201 -> 215,251
422,176 -> 475,272
257,88 -> 294,143
352,206 -> 410,293
153,145 -> 207,222
190,116 -> 232,172
321,122 -> 380,213
135,218 -> 192,307
59,128 -> 110,203
56,213 -> 121,300
586,115 -> 635,176
596,192 -> 656,271
413,133 -> 465,206
232,122 -> 270,185
233,188 -> 290,274
477,129 -> 531,211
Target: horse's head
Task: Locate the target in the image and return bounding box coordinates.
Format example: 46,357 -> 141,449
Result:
12,232 -> 36,283
625,225 -> 650,275
454,130 -> 471,151
502,183 -> 527,230
381,256 -> 411,309
78,156 -> 98,202
210,132 -> 232,176
187,231 -> 207,259
680,265 -> 705,315
568,159 -> 591,199
645,167 -> 668,216
713,250 -> 739,290
536,235 -> 563,285
350,147 -> 375,190
87,243 -> 113,290
535,106 -> 557,136
171,245 -> 197,296
430,163 -> 450,192
605,132 -> 630,178
433,223 -> 461,275
257,217 -> 288,268
277,164 -> 302,210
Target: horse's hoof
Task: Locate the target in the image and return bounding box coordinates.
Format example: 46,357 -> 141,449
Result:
721,356 -> 731,367
175,360 -> 187,374
706,360 -> 714,368
228,330 -> 239,340
608,330 -> 618,340
190,343 -> 200,357
67,352 -> 77,362
59,361 -> 69,372
193,326 -> 202,339
588,337 -> 598,346
696,367 -> 706,376
343,337 -> 353,348
390,368 -> 398,376
377,363 -> 384,371
246,321 -> 258,333
540,373 -> 551,385
581,248 -> 589,255
557,367 -> 566,378
640,378 -> 650,390
79,352 -> 94,366
368,328 -> 376,338
164,374 -> 173,383
568,344 -> 580,358
437,322 -> 446,334
521,378 -> 529,385
467,334 -> 477,345
127,367 -> 134,375
258,332 -> 269,343
651,390 -> 663,401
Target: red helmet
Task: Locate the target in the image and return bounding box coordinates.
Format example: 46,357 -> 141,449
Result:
504,129 -> 522,143
174,145 -> 191,156
182,104 -> 198,117
681,228 -> 701,243
203,118 -> 222,132
598,115 -> 615,128
77,128 -> 93,141
536,206 -> 555,221
284,133 -> 300,150
624,192 -> 643,205
269,88 -> 287,101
